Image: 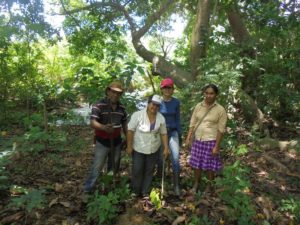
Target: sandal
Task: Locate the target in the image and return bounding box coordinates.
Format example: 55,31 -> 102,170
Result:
140,197 -> 154,213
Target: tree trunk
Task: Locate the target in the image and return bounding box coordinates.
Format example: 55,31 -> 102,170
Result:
190,0 -> 212,78
226,4 -> 259,97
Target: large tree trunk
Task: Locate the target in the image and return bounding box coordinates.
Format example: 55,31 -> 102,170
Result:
226,4 -> 269,130
226,4 -> 259,97
190,0 -> 212,78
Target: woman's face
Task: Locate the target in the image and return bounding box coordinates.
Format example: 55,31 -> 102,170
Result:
204,87 -> 217,104
161,86 -> 174,97
147,102 -> 160,114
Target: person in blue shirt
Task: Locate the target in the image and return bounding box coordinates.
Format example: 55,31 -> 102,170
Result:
157,78 -> 182,196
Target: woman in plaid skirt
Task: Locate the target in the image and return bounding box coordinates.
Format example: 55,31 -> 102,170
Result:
185,84 -> 227,194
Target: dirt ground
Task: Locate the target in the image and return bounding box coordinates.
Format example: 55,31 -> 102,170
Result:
0,125 -> 299,224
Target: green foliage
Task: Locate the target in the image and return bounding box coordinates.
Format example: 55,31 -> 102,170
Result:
233,144 -> 249,156
8,189 -> 46,213
86,180 -> 130,224
215,161 -> 256,224
114,183 -> 131,203
150,188 -> 162,210
188,215 -> 212,225
0,156 -> 11,192
0,175 -> 9,192
86,191 -> 119,225
16,114 -> 67,154
279,198 -> 300,223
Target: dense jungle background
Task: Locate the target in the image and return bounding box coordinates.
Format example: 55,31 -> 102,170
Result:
0,0 -> 300,224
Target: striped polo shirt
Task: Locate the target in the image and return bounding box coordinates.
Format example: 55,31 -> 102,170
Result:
91,98 -> 127,147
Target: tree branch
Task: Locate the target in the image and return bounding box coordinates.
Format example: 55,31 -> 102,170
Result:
59,0 -> 81,27
61,1 -> 137,33
133,0 -> 176,40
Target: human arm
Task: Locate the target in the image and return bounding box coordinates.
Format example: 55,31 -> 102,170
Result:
212,107 -> 227,156
184,126 -> 194,148
126,112 -> 139,154
212,130 -> 223,156
90,119 -> 113,133
126,130 -> 134,154
175,100 -> 182,136
184,104 -> 200,148
161,133 -> 169,158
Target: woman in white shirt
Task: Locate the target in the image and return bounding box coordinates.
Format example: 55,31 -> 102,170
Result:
127,95 -> 169,197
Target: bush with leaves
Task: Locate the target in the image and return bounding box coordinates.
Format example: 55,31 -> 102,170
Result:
7,189 -> 46,213
215,160 -> 256,224
16,113 -> 67,154
86,182 -> 130,225
279,198 -> 300,224
86,191 -> 119,225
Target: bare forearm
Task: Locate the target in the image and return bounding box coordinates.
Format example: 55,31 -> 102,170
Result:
215,131 -> 223,150
185,127 -> 194,144
122,122 -> 128,138
161,133 -> 168,149
127,130 -> 134,148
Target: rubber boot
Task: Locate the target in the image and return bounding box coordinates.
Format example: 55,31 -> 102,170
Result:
173,172 -> 181,196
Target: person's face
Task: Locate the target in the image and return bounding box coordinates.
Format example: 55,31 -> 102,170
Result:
147,102 -> 160,114
204,87 -> 217,104
107,88 -> 123,104
161,86 -> 174,97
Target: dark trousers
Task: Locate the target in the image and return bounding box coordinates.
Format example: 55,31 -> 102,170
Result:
131,150 -> 158,196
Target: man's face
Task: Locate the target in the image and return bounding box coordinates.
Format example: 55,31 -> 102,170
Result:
107,88 -> 122,104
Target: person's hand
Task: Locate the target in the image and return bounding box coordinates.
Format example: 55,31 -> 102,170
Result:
126,146 -> 133,155
212,146 -> 219,157
163,147 -> 169,158
184,137 -> 192,150
102,124 -> 114,134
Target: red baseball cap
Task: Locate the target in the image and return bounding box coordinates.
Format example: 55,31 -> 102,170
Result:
160,78 -> 174,88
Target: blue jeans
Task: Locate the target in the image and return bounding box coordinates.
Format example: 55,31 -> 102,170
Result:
84,141 -> 121,192
158,130 -> 180,174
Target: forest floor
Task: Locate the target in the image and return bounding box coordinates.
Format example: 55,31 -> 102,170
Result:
0,124 -> 300,225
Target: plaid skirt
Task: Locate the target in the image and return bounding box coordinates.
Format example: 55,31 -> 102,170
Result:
189,140 -> 222,171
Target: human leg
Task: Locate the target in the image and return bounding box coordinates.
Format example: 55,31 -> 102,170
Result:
169,131 -> 181,195
84,141 -> 110,192
131,151 -> 145,196
141,151 -> 158,196
192,168 -> 202,193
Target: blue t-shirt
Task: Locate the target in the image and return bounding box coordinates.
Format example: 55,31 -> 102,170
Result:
159,97 -> 181,135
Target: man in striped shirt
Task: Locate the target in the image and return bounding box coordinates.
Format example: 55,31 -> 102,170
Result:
84,81 -> 128,192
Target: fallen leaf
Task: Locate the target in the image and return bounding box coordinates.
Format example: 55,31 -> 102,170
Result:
75,160 -> 81,166
0,212 -> 23,223
172,215 -> 186,225
174,206 -> 184,213
1,131 -> 7,136
35,212 -> 41,219
199,199 -> 210,206
55,183 -> 63,192
186,203 -> 195,211
49,198 -> 59,207
263,208 -> 270,220
60,201 -> 71,208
